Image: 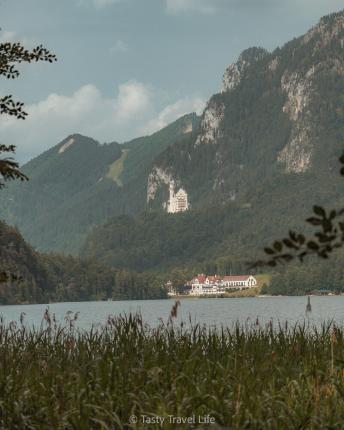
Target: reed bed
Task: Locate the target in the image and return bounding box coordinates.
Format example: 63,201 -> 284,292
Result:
0,308 -> 343,429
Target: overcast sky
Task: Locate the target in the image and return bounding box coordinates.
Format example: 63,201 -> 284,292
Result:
0,0 -> 343,163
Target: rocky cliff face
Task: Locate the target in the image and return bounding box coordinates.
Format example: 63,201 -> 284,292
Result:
147,10 -> 344,209
147,167 -> 175,204
194,98 -> 225,146
277,70 -> 314,173
222,47 -> 269,93
277,12 -> 344,173
195,48 -> 269,148
302,12 -> 344,47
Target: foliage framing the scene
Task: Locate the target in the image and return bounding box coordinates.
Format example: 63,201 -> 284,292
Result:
0,33 -> 56,282
0,38 -> 56,188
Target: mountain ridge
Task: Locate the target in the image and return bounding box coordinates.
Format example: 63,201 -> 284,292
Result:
82,10 -> 344,274
0,10 -> 343,278
146,10 -> 344,210
0,113 -> 200,254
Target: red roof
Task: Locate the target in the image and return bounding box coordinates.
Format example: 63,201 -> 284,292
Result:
222,276 -> 251,282
192,274 -> 206,283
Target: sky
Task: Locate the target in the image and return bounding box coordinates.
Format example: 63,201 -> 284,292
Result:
0,0 -> 343,163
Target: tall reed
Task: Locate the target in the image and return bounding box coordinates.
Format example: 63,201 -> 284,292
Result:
0,309 -> 343,429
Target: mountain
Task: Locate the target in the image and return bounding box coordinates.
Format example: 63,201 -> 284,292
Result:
0,220 -> 165,305
1,11 -> 343,284
147,11 -> 344,209
82,11 -> 344,274
0,114 -> 199,254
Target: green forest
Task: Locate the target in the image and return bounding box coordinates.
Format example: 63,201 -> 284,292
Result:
0,221 -> 165,304
0,114 -> 199,255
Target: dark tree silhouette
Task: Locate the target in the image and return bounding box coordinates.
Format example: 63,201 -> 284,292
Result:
253,154 -> 344,268
0,144 -> 28,188
0,35 -> 56,282
0,38 -> 56,187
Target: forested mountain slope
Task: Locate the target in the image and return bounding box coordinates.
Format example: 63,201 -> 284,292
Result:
147,11 -> 344,209
83,11 -> 344,277
0,221 -> 165,305
0,114 -> 198,254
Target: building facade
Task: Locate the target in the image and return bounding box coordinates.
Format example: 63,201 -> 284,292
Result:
188,274 -> 257,296
167,182 -> 189,213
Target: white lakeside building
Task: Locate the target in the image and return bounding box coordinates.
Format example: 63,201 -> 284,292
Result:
189,274 -> 257,296
167,181 -> 189,213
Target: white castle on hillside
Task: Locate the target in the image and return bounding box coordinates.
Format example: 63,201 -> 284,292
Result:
167,181 -> 189,213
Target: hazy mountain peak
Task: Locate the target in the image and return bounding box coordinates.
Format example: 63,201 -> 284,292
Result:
302,9 -> 344,47
58,137 -> 76,154
222,47 -> 269,93
54,133 -> 99,154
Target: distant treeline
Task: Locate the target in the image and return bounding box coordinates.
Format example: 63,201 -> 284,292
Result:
0,221 -> 165,305
262,248 -> 344,295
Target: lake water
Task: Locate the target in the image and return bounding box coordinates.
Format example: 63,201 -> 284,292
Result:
0,296 -> 344,330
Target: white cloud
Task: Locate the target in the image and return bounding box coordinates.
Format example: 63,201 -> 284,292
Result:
0,30 -> 38,47
139,97 -> 205,135
76,0 -> 120,8
110,39 -> 128,54
0,81 -> 153,162
165,0 -> 219,14
165,0 -> 344,14
0,81 -> 204,163
93,0 -> 118,7
115,81 -> 153,121
0,30 -> 16,43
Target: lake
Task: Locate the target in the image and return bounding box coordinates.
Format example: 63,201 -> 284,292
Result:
0,296 -> 344,330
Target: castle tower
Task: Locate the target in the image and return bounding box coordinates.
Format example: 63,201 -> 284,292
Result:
175,188 -> 188,212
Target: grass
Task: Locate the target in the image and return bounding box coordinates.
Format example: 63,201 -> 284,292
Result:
106,149 -> 129,187
255,273 -> 272,288
0,307 -> 344,429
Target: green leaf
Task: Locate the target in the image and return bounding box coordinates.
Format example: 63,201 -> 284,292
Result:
297,234 -> 305,245
289,231 -> 297,241
282,238 -> 298,249
307,241 -> 319,251
264,247 -> 275,255
273,241 -> 283,252
329,210 -> 337,220
313,206 -> 326,218
315,232 -> 331,242
298,251 -> 307,262
281,254 -> 293,262
306,217 -> 322,226
322,220 -> 333,233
